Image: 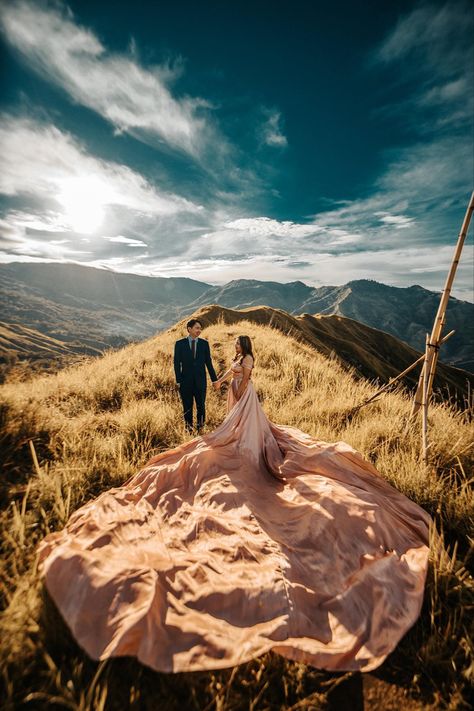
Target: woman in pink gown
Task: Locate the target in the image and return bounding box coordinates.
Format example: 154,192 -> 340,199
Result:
37,335 -> 431,674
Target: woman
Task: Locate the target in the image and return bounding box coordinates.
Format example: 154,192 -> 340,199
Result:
214,335 -> 255,408
37,335 -> 431,675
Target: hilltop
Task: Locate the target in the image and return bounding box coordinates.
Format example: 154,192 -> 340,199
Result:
0,310 -> 472,709
170,304 -> 474,406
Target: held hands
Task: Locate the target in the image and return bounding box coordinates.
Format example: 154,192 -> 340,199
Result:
213,380 -> 221,391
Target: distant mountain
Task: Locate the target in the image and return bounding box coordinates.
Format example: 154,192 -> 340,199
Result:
0,263 -> 472,372
170,304 -> 474,406
1,262 -> 209,309
190,279 -> 314,312
183,278 -> 474,371
0,262 -> 210,358
297,279 -> 474,372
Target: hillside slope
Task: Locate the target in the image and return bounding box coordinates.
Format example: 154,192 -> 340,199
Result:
170,304 -> 474,405
0,322 -> 101,361
0,315 -> 472,709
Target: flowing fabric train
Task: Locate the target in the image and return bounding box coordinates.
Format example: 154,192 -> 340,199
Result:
38,373 -> 431,673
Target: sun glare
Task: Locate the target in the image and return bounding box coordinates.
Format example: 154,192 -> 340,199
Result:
57,176 -> 112,234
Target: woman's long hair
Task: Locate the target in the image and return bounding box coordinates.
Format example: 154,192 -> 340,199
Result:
236,335 -> 254,364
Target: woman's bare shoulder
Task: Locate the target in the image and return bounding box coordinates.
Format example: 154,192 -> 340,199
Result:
242,354 -> 254,367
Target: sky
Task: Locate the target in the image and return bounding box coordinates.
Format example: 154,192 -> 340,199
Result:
0,0 -> 473,300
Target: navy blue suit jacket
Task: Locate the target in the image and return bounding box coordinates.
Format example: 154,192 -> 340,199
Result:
174,337 -> 217,391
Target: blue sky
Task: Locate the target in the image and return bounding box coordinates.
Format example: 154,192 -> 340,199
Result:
0,0 -> 473,299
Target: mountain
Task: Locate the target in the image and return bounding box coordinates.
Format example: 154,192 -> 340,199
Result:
0,262 -> 211,358
0,263 -> 472,371
170,304 -> 474,406
297,279 -> 474,371
189,279 -> 315,312
182,278 -> 474,371
0,262 -> 209,308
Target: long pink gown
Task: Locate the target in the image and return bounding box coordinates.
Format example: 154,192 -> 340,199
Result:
37,358 -> 431,673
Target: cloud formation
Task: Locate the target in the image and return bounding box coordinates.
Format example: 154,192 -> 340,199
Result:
0,1 -> 471,302
0,114 -> 200,219
259,109 -> 288,148
371,0 -> 473,132
0,113 -> 202,260
0,0 -> 216,157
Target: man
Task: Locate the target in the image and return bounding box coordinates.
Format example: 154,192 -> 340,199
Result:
174,318 -> 218,433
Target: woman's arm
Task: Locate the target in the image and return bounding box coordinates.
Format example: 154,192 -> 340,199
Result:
235,356 -> 253,399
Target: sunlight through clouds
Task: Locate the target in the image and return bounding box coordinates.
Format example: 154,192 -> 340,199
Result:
0,1 -> 471,300
56,176 -> 111,234
0,115 -> 201,232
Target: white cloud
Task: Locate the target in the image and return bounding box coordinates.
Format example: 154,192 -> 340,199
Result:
375,213 -> 415,229
0,214 -> 93,259
2,210 -> 70,233
0,115 -> 201,223
259,109 -> 288,148
0,0 -> 215,156
105,235 -> 147,247
224,217 -> 320,238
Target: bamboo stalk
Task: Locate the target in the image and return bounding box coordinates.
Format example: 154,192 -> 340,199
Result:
422,333 -> 429,465
350,330 -> 455,414
411,191 -> 474,418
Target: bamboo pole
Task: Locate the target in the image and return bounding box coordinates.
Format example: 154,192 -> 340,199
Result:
411,191 -> 474,418
421,334 -> 429,464
350,330 -> 455,414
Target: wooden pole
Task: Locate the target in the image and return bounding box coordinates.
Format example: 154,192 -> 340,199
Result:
421,334 -> 429,464
350,330 -> 455,414
411,191 -> 474,418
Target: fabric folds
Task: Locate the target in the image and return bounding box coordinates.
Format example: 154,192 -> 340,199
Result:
38,374 -> 431,673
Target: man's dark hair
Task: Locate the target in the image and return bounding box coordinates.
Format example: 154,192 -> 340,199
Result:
187,318 -> 203,330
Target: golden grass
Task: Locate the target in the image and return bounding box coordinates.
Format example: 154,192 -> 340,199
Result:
1,319 -> 473,710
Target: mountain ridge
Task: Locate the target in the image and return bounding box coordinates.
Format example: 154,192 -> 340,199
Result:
168,303 -> 473,405
0,262 -> 472,371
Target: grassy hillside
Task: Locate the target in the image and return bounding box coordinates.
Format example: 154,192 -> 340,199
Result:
0,313 -> 473,710
176,304 -> 474,407
0,321 -> 98,370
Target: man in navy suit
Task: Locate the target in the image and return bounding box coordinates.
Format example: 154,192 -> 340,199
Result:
174,318 -> 218,433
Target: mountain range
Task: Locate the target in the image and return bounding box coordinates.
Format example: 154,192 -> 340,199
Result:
0,262 -> 472,372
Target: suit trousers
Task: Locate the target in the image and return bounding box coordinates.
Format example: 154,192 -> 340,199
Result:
179,383 -> 206,431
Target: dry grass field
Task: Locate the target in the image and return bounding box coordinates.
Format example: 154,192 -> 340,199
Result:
0,313 -> 473,710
